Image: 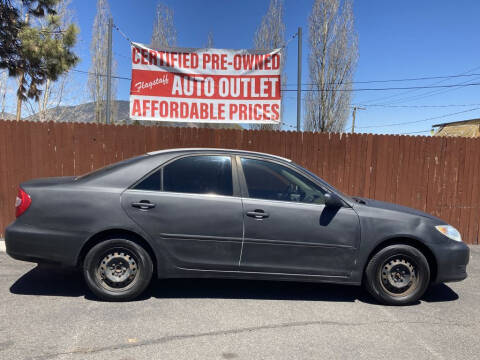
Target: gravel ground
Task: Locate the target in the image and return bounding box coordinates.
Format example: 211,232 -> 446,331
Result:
0,244 -> 479,360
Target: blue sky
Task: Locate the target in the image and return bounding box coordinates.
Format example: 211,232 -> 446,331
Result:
28,0 -> 480,134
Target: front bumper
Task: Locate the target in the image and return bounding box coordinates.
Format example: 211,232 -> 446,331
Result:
432,239 -> 470,283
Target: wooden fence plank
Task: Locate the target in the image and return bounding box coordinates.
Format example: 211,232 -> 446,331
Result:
0,122 -> 10,233
466,139 -> 480,244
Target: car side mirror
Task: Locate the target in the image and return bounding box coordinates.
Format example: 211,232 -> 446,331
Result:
324,192 -> 343,208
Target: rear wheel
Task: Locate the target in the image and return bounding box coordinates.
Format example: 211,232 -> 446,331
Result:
83,239 -> 153,301
364,244 -> 430,305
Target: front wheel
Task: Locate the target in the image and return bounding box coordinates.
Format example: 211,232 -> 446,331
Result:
364,244 -> 430,305
83,239 -> 153,301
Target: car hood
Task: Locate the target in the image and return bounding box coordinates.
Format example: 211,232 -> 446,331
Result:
352,197 -> 443,222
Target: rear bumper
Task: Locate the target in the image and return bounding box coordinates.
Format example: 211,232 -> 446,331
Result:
5,221 -> 85,266
432,240 -> 470,283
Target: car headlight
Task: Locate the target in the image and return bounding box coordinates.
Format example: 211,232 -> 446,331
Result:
435,225 -> 462,242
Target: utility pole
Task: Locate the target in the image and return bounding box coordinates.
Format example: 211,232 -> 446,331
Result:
351,106 -> 366,134
105,17 -> 113,125
296,27 -> 302,132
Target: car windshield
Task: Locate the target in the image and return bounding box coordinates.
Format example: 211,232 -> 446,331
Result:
75,155 -> 147,181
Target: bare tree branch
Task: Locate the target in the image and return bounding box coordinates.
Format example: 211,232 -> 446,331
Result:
0,71 -> 8,119
206,31 -> 214,48
304,0 -> 357,133
151,3 -> 176,49
251,0 -> 285,131
88,0 -> 117,124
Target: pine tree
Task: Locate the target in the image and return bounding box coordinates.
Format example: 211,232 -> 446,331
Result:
0,0 -> 78,120
0,0 -> 58,73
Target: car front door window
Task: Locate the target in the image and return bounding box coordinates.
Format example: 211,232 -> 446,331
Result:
240,157 -> 325,204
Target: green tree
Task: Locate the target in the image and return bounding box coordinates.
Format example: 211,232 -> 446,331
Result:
0,0 -> 78,120
0,0 -> 57,72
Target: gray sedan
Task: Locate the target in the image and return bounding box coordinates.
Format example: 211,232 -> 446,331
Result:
5,148 -> 469,305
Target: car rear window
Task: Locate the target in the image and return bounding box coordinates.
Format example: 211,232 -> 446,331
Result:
76,155 -> 147,181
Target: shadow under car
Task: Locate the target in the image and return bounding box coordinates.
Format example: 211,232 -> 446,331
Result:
9,264 -> 459,304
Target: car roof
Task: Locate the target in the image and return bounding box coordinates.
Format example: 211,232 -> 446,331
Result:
146,148 -> 292,163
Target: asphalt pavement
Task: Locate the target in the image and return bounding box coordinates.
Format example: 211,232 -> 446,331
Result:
1,244 -> 479,360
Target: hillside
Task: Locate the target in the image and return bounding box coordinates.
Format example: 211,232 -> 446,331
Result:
0,112 -> 16,120
24,101 -> 131,124
20,100 -> 242,129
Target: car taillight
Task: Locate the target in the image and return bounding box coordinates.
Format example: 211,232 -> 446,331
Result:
15,188 -> 31,217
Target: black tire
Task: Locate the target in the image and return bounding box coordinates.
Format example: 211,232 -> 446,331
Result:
364,244 -> 430,306
83,238 -> 153,301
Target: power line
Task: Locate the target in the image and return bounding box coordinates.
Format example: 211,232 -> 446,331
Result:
285,72 -> 480,86
353,103 -> 480,108
282,123 -> 298,130
90,23 -> 480,97
357,65 -> 480,105
355,107 -> 480,129
70,68 -> 480,94
70,68 -> 480,93
114,51 -> 131,60
112,22 -> 133,44
380,75 -> 480,105
281,31 -> 298,50
108,21 -> 480,96
99,21 -> 480,102
397,129 -> 432,135
281,82 -> 480,92
71,69 -> 131,80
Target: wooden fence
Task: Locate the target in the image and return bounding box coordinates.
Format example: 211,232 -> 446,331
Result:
0,120 -> 479,244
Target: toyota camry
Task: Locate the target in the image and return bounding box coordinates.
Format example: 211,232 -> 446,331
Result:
5,148 -> 469,305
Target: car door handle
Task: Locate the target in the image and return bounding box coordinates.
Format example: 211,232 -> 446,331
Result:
131,201 -> 156,210
246,210 -> 269,219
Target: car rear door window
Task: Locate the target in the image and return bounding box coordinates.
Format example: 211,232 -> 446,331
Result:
134,169 -> 161,191
163,155 -> 233,196
240,158 -> 325,204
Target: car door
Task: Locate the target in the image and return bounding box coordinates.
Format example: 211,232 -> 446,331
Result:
121,154 -> 244,271
237,156 -> 360,277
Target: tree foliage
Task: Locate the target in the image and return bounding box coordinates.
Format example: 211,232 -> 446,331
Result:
304,0 -> 357,133
0,0 -> 57,72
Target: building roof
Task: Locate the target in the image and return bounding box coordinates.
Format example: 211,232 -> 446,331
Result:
432,118 -> 480,127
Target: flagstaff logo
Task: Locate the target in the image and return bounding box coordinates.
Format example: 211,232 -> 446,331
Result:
134,75 -> 169,93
